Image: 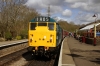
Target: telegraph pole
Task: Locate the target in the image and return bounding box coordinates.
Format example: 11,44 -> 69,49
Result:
48,5 -> 50,17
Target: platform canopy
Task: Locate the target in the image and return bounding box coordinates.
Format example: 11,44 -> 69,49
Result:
80,23 -> 100,30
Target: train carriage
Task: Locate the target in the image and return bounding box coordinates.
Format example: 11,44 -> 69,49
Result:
28,16 -> 64,56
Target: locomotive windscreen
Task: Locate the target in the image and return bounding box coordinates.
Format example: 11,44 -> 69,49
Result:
30,23 -> 36,30
48,23 -> 54,30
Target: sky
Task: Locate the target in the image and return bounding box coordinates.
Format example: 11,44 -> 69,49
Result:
25,0 -> 100,25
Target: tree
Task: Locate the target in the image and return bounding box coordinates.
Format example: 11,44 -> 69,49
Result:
58,20 -> 80,32
0,0 -> 39,40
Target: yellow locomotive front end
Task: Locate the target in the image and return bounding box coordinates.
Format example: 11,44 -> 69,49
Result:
29,22 -> 56,50
28,17 -> 57,55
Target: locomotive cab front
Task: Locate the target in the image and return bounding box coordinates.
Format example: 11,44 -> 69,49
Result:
28,17 -> 57,55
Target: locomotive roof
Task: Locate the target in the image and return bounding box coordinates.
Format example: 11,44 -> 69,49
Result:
30,16 -> 56,22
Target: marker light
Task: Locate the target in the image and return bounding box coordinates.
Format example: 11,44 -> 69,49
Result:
50,37 -> 52,42
30,38 -> 33,42
30,39 -> 32,42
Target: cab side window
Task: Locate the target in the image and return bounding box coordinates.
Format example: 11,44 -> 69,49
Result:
48,23 -> 54,30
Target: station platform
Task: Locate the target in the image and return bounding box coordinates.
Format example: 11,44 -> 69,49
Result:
58,37 -> 76,66
0,39 -> 28,47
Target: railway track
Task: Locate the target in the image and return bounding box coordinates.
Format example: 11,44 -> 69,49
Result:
0,40 -> 28,66
24,45 -> 61,66
25,56 -> 55,66
0,40 -> 61,66
0,40 -> 28,58
0,48 -> 60,66
0,49 -> 27,66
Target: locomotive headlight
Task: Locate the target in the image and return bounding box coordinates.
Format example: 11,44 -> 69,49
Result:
44,36 -> 46,39
30,38 -> 33,42
50,37 -> 52,42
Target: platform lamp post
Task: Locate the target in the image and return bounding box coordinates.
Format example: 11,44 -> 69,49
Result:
92,14 -> 98,46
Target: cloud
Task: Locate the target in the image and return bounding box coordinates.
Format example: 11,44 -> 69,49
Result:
25,0 -> 64,10
74,11 -> 100,24
25,0 -> 100,24
71,2 -> 87,9
53,16 -> 68,21
62,9 -> 72,17
50,6 -> 63,14
25,0 -> 63,16
91,0 -> 100,4
65,0 -> 100,13
25,0 -> 46,9
65,0 -> 87,3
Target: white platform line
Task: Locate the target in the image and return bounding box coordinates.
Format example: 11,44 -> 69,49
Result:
58,37 -> 65,66
62,64 -> 75,66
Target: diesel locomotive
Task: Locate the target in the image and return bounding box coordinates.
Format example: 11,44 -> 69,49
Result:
27,16 -> 65,57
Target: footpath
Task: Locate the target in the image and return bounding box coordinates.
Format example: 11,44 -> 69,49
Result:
67,37 -> 100,66
58,37 -> 76,66
62,37 -> 75,66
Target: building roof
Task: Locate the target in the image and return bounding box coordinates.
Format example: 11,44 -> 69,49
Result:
80,23 -> 100,30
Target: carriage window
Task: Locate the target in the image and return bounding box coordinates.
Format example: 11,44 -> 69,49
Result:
48,23 -> 54,30
38,23 -> 47,26
30,23 -> 36,30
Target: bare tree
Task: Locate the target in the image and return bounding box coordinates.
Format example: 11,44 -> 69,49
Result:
0,0 -> 39,40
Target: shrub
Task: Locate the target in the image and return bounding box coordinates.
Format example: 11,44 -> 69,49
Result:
5,32 -> 12,41
16,36 -> 21,40
20,29 -> 28,39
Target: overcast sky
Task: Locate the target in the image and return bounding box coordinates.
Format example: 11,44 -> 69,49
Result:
25,0 -> 100,25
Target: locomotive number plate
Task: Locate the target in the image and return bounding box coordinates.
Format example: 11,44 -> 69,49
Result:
35,17 -> 50,22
